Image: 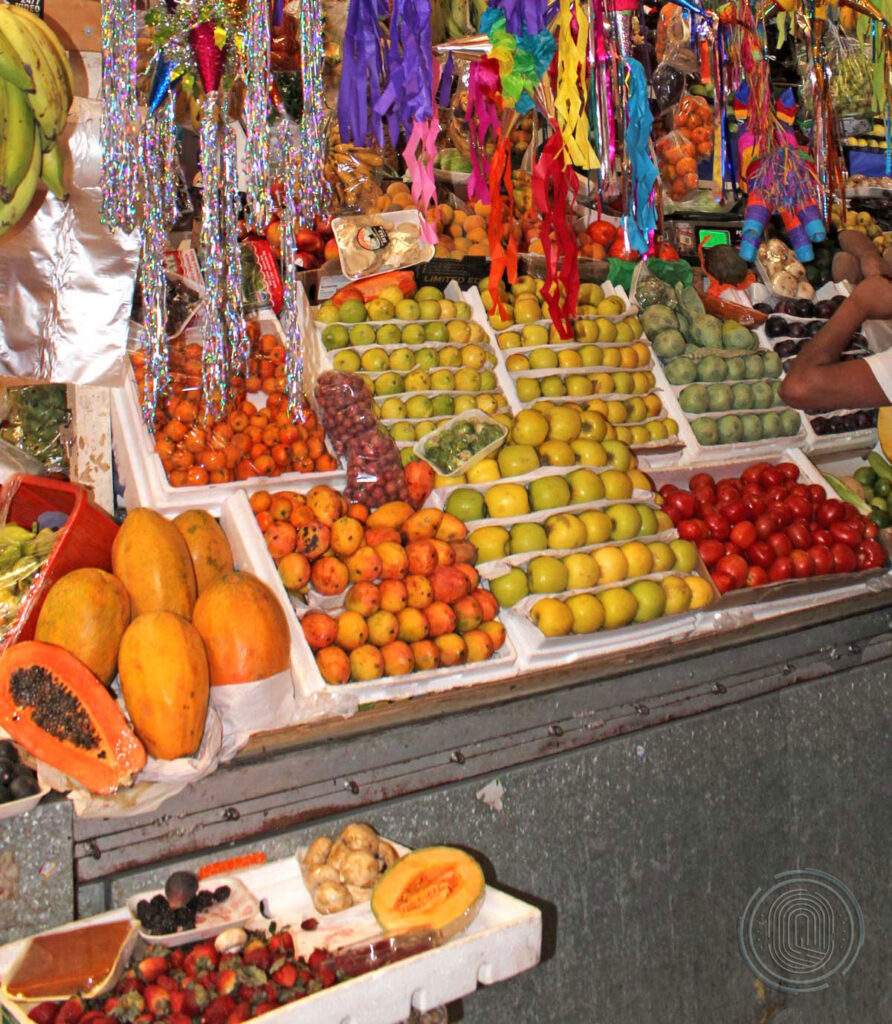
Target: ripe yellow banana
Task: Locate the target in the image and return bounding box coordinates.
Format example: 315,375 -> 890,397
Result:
0,21 -> 33,93
0,126 -> 40,237
0,4 -> 67,141
4,4 -> 72,107
0,77 -> 36,202
39,133 -> 66,200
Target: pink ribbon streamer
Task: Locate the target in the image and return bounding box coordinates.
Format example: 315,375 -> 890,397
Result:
466,59 -> 502,203
404,115 -> 440,244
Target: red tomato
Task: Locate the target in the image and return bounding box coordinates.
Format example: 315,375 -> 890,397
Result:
608,237 -> 639,260
768,556 -> 793,582
776,462 -> 800,482
690,472 -> 715,491
665,490 -> 697,521
755,514 -> 777,540
785,495 -> 813,521
766,485 -> 788,504
724,542 -> 742,558
722,500 -> 749,525
786,520 -> 812,550
829,521 -> 861,547
808,544 -> 833,575
658,483 -> 678,498
811,528 -> 834,547
787,483 -> 810,501
746,540 -> 775,569
831,542 -> 856,574
856,539 -> 886,569
716,480 -> 742,501
730,521 -> 757,549
651,241 -> 680,260
760,466 -> 785,489
740,483 -> 765,500
693,485 -> 716,508
842,502 -> 861,522
293,251 -> 318,269
704,513 -> 731,541
745,565 -> 769,587
678,518 -> 707,542
716,554 -> 749,587
742,463 -> 770,487
698,538 -> 725,568
790,549 -> 814,578
743,493 -> 766,518
587,220 -> 617,246
815,499 -> 846,527
767,532 -> 793,559
807,484 -> 827,503
863,520 -> 880,540
711,570 -> 736,594
767,501 -> 794,528
699,502 -> 719,519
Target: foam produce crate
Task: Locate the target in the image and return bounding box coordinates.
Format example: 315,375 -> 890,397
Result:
223,491 -> 520,709
112,307 -> 345,517
0,852 -> 542,1024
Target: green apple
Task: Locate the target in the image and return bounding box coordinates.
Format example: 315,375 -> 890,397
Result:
454,394 -> 476,413
566,593 -> 605,633
322,325 -> 350,350
669,538 -> 698,571
529,348 -> 558,370
338,300 -> 367,324
419,300 -> 442,320
366,298 -> 395,321
528,555 -> 569,593
438,346 -> 462,367
546,513 -> 587,550
468,525 -> 510,561
415,420 -> 436,438
516,378 -> 542,402
454,301 -> 471,320
389,347 -> 416,371
400,447 -> 415,467
607,503 -> 642,540
424,322 -> 448,343
484,482 -> 531,518
374,372 -> 405,396
349,323 -> 377,347
404,369 -> 432,392
629,579 -> 667,622
497,444 -> 540,477
401,323 -> 426,344
541,376 -> 567,398
600,587 -> 639,630
521,324 -> 549,347
375,323 -> 402,347
446,487 -> 487,522
635,504 -> 659,537
580,509 -> 612,545
416,348 -> 438,371
563,552 -> 600,590
395,299 -> 421,320
601,440 -> 633,472
529,476 -> 572,511
567,469 -> 604,504
361,347 -> 390,372
490,567 -> 529,608
389,421 -> 416,442
430,369 -> 455,391
578,344 -> 603,367
455,368 -> 481,392
509,523 -> 548,554
380,397 -> 406,419
406,395 -> 433,419
316,301 -> 340,324
479,370 -> 497,391
415,286 -> 443,302
431,395 -> 455,417
333,350 -> 361,372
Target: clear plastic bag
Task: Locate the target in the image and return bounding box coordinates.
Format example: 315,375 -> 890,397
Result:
673,94 -> 713,162
345,428 -> 409,507
798,26 -> 873,120
0,385 -> 69,473
315,371 -> 380,457
655,130 -> 700,203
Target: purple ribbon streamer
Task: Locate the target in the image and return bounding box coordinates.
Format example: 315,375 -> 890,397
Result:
438,55 -> 454,107
374,0 -> 433,145
492,0 -> 546,35
337,0 -> 388,145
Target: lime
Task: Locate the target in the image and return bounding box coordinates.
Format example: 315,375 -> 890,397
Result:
869,508 -> 892,529
874,477 -> 892,498
854,465 -> 877,487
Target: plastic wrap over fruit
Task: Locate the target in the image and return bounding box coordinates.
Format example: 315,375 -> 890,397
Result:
345,428 -> 409,507
315,371 -> 380,456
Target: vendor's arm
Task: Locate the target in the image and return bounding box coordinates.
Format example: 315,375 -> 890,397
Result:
779,278 -> 892,411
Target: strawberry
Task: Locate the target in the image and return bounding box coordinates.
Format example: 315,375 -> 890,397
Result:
167,950 -> 185,970
28,1003 -> 59,1024
102,1000 -> 118,1017
252,1003 -> 277,1018
184,943 -> 218,976
133,1015 -> 153,1024
79,1013 -> 106,1024
182,983 -> 210,1016
307,951 -> 326,971
278,932 -> 294,955
202,995 -> 236,1024
216,970 -> 238,997
142,985 -> 170,1019
108,991 -> 146,1024
224,1003 -> 251,1024
270,964 -> 297,988
168,1016 -> 192,1024
168,991 -> 185,1015
240,940 -> 270,972
154,975 -> 178,993
136,957 -> 169,985
56,999 -> 84,1024
261,983 -> 277,1004
319,967 -> 336,988
117,978 -> 144,997
267,934 -> 284,955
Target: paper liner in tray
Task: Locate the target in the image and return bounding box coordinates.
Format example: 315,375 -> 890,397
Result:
223,491 -> 520,709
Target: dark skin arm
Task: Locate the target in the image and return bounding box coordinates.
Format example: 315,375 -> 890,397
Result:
778,277 -> 892,412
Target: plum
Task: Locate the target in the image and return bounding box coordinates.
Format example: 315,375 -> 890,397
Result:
765,316 -> 789,338
165,870 -> 199,909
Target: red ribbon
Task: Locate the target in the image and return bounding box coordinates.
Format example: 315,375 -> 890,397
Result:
486,133 -> 518,320
532,125 -> 579,340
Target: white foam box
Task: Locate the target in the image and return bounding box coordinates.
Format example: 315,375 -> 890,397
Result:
111,306 -> 345,517
223,490 -> 520,709
0,852 -> 542,1024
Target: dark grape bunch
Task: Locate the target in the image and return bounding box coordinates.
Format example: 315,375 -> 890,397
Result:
135,870 -> 231,936
0,739 -> 41,804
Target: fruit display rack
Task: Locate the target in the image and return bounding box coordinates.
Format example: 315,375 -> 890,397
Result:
0,855 -> 542,1024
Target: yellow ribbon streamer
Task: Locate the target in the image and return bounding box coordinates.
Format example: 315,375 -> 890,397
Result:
554,0 -> 599,169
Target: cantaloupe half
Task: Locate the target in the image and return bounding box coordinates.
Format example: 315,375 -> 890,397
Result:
370,846 -> 485,939
878,407 -> 892,462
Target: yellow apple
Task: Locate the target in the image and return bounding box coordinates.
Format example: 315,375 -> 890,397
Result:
528,555 -> 570,593
579,412 -> 608,441
530,597 -> 574,636
596,317 -> 618,344
566,593 -> 605,633
547,405 -> 582,441
558,349 -> 583,368
685,575 -> 715,609
563,552 -> 600,589
670,539 -> 699,572
516,378 -> 542,403
485,482 -> 531,518
647,541 -> 676,572
628,579 -> 666,622
662,575 -> 693,615
497,443 -> 540,477
538,440 -> 576,466
620,540 -> 654,577
571,439 -> 608,467
600,468 -> 633,499
511,409 -> 549,447
593,545 -> 628,583
468,525 -> 510,562
600,586 -> 638,629
607,503 -> 642,540
602,440 -> 633,471
578,344 -> 603,367
545,513 -> 588,550
580,510 -> 612,545
467,458 -> 501,484
566,375 -> 594,397
499,331 -> 522,349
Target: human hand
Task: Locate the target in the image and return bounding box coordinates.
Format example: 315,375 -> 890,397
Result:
849,276 -> 892,322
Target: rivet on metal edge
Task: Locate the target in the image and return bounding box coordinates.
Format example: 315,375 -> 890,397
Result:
450,751 -> 466,764
548,724 -> 564,737
86,841 -> 101,860
344,780 -> 359,794
633,703 -> 649,716
711,683 -> 726,694
782,663 -> 795,675
223,807 -> 240,821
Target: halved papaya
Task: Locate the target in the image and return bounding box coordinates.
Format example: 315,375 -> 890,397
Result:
0,641 -> 146,794
370,846 -> 485,939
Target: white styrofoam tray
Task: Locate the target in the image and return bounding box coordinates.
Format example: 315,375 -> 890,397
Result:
112,307 -> 345,516
223,490 -> 520,708
0,853 -> 542,1024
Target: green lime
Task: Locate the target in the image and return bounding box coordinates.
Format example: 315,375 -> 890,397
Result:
863,485 -> 875,501
854,466 -> 877,487
874,477 -> 892,498
870,508 -> 892,529
871,495 -> 888,510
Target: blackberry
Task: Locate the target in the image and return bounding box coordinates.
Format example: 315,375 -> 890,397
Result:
214,885 -> 231,903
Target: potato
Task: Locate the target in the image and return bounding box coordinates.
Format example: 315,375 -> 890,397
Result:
860,252 -> 889,278
839,229 -> 878,259
832,251 -> 861,285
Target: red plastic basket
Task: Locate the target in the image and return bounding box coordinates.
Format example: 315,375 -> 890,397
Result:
0,475 -> 119,649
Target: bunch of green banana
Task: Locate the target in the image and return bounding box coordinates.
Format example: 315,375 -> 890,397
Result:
0,523 -> 58,638
0,2 -> 73,238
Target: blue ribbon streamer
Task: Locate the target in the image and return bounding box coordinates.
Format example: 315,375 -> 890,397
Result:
623,58 -> 658,252
148,54 -> 179,115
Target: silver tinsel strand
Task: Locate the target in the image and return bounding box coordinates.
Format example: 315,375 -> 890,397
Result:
199,99 -> 228,422
100,0 -> 139,230
222,123 -> 249,377
242,0 -> 272,231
